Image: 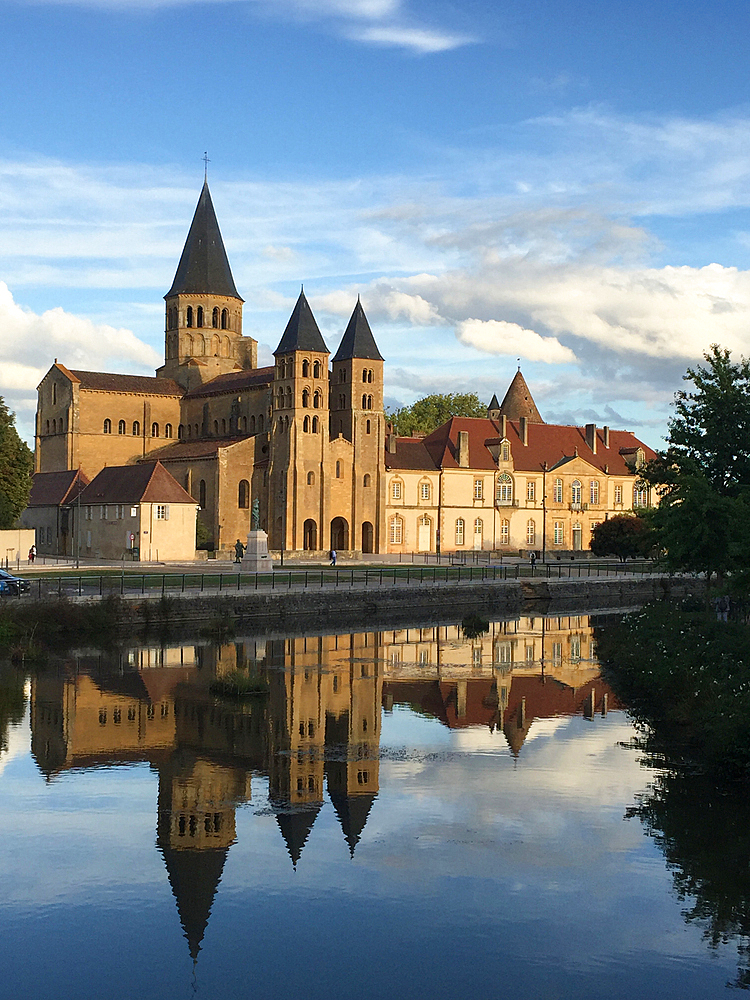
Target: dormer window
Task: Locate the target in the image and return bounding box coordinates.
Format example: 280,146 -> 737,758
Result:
501,441 -> 510,462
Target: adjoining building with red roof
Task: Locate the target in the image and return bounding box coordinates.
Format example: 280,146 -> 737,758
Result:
33,183 -> 655,560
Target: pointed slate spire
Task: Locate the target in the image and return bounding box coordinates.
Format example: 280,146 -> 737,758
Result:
274,290 -> 328,355
498,370 -> 544,424
488,393 -> 500,410
276,805 -> 322,868
166,181 -> 241,299
329,792 -> 377,857
331,299 -> 384,362
160,846 -> 229,961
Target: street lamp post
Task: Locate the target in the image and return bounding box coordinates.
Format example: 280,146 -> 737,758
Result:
541,462 -> 548,565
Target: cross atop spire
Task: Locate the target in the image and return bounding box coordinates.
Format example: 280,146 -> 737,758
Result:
203,152 -> 210,181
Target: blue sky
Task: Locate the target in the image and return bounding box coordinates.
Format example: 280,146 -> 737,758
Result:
4,0 -> 750,446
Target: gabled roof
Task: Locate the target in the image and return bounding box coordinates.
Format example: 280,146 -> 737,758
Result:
27,469 -> 90,507
145,438 -> 252,461
166,181 -> 242,300
386,416 -> 656,476
499,370 -> 544,423
274,291 -> 328,356
184,366 -> 274,399
68,370 -> 183,396
331,300 -> 384,362
78,462 -> 196,505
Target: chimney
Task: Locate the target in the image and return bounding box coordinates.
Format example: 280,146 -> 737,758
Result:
500,414 -> 507,439
457,430 -> 470,467
585,423 -> 597,454
519,416 -> 528,446
603,425 -> 610,449
387,432 -> 396,454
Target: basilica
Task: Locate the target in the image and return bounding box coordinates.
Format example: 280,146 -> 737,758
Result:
34,181 -> 654,558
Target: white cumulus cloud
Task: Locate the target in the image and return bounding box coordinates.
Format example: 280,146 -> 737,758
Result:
456,318 -> 577,364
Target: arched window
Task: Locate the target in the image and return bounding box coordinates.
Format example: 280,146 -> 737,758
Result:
195,334 -> 205,355
212,307 -> 219,328
151,423 -> 159,438
285,387 -> 292,409
186,306 -> 193,327
303,415 -> 310,432
336,461 -> 342,478
212,334 -> 220,356
178,424 -> 184,439
362,368 -> 368,383
223,337 -> 231,357
302,359 -> 310,377
338,368 -> 346,383
527,519 -> 536,545
571,480 -> 582,505
165,424 -> 172,438
221,419 -> 226,434
199,480 -> 206,508
52,383 -> 57,404
238,480 -> 250,508
307,472 -> 315,485
367,395 -> 373,409
118,420 -> 126,435
213,420 -> 219,436
277,388 -> 284,408
258,415 -> 264,432
45,420 -> 49,434
339,394 -> 346,409
197,306 -> 204,328
362,394 -> 367,408
455,518 -> 465,546
475,518 -> 484,545
242,416 -> 247,432
103,419 -> 111,434
187,425 -> 192,437
278,359 -> 286,379
312,360 -> 320,378
496,473 -> 513,503
277,418 -> 284,434
302,389 -> 310,408
250,415 -> 256,433
184,334 -> 193,357
389,515 -> 403,545
133,421 -> 140,436
52,418 -> 56,434
312,416 -> 319,433
364,474 -> 371,487
553,478 -> 563,503
366,419 -> 371,434
221,308 -> 229,330
195,423 -> 199,436
313,390 -> 322,408
590,480 -> 600,505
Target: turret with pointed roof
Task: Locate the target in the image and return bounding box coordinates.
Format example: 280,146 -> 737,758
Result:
331,298 -> 384,363
273,290 -> 329,355
158,180 -> 257,391
498,370 -> 544,424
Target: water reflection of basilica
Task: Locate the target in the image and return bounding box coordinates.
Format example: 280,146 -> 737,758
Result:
28,614 -> 618,960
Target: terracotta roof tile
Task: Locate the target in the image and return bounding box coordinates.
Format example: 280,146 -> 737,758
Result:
386,416 -> 655,475
69,370 -> 183,396
78,462 -> 196,505
183,367 -> 274,399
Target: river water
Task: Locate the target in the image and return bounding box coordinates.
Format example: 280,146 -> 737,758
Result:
0,611 -> 745,999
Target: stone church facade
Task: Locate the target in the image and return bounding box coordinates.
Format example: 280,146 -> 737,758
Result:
35,181 -> 654,558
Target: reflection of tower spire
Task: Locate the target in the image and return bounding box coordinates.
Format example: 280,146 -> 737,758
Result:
159,845 -> 228,960
328,792 -> 377,857
276,806 -> 322,868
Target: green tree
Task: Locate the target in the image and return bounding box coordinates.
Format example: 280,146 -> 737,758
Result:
386,393 -> 487,436
642,347 -> 750,588
0,399 -> 32,529
590,514 -> 652,561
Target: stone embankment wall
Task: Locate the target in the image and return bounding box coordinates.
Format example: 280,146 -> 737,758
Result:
58,573 -> 705,634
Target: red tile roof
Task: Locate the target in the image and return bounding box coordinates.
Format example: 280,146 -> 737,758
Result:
69,370 -> 183,396
386,416 -> 655,476
28,469 -> 90,507
184,367 -> 274,399
78,462 -> 196,505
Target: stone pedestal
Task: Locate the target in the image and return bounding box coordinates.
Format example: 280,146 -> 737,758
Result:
241,530 -> 272,572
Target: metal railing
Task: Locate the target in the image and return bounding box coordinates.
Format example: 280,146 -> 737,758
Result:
20,559 -> 662,601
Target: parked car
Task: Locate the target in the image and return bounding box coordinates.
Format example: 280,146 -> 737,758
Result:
0,570 -> 30,596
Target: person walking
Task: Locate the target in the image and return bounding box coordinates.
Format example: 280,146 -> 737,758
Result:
329,549 -> 337,567
28,545 -> 36,564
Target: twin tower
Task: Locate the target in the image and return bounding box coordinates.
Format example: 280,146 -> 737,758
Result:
157,180 -> 387,555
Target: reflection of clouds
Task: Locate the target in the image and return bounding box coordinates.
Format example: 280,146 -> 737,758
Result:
0,700 -> 30,780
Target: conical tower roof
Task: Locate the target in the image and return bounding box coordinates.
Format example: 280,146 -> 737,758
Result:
498,370 -> 544,423
274,290 -> 328,355
488,393 -> 500,411
166,181 -> 241,300
276,804 -> 322,868
331,299 -> 384,362
160,846 -> 229,961
329,791 -> 377,857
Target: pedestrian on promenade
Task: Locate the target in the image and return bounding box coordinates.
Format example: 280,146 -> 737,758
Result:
329,549 -> 337,566
28,545 -> 36,564
234,539 -> 245,563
